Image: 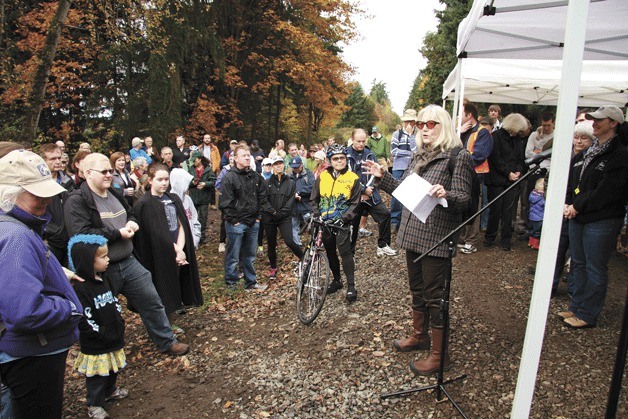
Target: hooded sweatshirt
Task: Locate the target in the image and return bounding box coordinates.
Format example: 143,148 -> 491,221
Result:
170,168 -> 202,248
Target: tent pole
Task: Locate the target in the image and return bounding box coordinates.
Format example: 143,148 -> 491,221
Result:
451,58 -> 462,122
511,0 -> 590,417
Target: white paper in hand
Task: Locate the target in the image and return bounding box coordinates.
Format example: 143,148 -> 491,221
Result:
391,173 -> 447,223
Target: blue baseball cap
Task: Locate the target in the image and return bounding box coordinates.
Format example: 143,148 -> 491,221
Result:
289,156 -> 303,168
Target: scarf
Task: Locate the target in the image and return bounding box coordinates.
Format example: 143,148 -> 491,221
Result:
411,147 -> 442,175
579,137 -> 613,182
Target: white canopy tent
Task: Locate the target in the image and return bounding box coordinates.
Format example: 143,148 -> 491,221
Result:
450,0 -> 628,417
442,58 -> 628,106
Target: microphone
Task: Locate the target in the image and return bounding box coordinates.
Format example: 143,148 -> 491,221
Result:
525,148 -> 552,166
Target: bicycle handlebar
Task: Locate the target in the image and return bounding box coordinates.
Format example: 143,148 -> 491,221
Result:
311,218 -> 349,231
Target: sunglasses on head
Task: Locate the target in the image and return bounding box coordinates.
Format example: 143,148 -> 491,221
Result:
89,168 -> 114,175
417,121 -> 440,130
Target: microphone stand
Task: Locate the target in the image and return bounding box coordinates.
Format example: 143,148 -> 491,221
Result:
381,161 -> 546,418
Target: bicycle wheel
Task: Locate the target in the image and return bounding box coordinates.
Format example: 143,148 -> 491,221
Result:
296,249 -> 330,325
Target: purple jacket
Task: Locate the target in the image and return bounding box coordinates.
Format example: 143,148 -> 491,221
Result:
0,207 -> 82,357
528,190 -> 546,222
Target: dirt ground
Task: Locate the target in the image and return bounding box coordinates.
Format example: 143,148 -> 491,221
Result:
63,208 -> 627,418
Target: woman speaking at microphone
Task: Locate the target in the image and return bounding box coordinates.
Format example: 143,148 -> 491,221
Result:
364,104 -> 473,376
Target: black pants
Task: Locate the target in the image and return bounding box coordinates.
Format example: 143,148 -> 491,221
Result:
265,218 -> 303,268
219,212 -> 226,243
196,203 -> 209,241
258,221 -> 265,247
0,350 -> 68,419
86,372 -> 118,408
322,227 -> 355,288
350,201 -> 392,249
485,184 -> 518,247
405,250 -> 450,328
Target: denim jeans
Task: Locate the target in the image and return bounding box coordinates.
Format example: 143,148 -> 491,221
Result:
225,221 -> 259,287
0,382 -> 12,419
390,169 -> 405,226
291,216 -> 303,246
107,256 -> 175,352
568,218 -> 623,325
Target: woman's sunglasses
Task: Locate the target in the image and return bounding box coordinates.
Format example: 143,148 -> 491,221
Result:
417,121 -> 440,130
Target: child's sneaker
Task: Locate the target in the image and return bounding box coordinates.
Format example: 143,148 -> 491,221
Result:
268,268 -> 277,280
88,406 -> 111,419
218,243 -> 226,252
105,387 -> 129,402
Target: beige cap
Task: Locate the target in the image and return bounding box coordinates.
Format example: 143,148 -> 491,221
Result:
586,106 -> 625,124
400,109 -> 419,122
131,137 -> 143,147
0,150 -> 66,197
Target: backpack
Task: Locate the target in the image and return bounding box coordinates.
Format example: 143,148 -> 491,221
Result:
447,147 -> 480,223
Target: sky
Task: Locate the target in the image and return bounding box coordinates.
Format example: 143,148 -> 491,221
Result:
340,0 -> 443,116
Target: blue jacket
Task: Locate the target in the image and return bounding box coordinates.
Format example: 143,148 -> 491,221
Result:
129,147 -> 152,165
346,146 -> 382,205
292,168 -> 314,216
0,207 -> 82,357
528,190 -> 545,222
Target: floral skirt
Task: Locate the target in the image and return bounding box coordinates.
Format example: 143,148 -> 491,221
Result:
74,349 -> 126,377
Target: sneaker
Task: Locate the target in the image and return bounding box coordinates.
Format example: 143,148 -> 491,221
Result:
460,243 -> 477,254
245,283 -> 268,292
105,387 -> 129,402
268,268 -> 277,280
257,245 -> 263,254
218,243 -> 226,252
327,280 -> 343,294
165,342 -> 190,356
358,228 -> 373,239
456,243 -> 465,248
346,288 -> 358,302
377,245 -> 398,256
88,406 -> 110,419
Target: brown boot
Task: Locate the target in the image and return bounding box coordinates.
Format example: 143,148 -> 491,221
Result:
409,327 -> 450,376
393,310 -> 430,352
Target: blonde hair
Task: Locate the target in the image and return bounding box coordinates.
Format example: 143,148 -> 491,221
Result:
416,105 -> 462,151
501,113 -> 528,136
534,177 -> 546,192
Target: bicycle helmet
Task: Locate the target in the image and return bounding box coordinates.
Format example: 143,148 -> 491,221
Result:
326,144 -> 347,160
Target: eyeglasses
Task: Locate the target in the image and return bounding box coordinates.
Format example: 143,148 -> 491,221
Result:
417,121 -> 440,130
331,156 -> 346,162
89,168 -> 114,175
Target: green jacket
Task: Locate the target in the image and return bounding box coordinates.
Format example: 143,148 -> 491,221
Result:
367,134 -> 390,160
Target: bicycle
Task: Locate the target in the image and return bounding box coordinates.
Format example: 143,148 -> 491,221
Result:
296,218 -> 346,324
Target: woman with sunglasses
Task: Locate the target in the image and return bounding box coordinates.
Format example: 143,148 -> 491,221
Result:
363,104 -> 473,376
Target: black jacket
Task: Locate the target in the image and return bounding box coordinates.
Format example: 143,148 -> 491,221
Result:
74,277 -> 125,355
566,135 -> 628,224
486,128 -> 525,186
219,166 -> 273,226
264,174 -> 295,223
64,182 -> 136,242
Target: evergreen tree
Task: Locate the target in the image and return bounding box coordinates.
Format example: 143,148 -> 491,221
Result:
338,84 -> 376,129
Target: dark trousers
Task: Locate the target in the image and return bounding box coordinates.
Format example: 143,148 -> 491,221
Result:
405,250 -> 450,328
208,186 -> 216,205
196,203 -> 209,241
258,221 -> 265,247
86,372 -> 118,408
265,218 -> 304,269
322,227 -> 355,288
350,201 -> 392,248
0,350 -> 68,419
486,184 -> 518,247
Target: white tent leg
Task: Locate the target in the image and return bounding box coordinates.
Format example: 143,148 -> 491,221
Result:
511,0 -> 591,417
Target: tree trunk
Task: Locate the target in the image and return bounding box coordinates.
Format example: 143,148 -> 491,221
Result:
22,0 -> 71,144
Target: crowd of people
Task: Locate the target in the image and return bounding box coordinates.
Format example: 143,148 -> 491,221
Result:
0,102 -> 626,418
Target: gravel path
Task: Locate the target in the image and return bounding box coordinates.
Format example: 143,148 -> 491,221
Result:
62,213 -> 627,418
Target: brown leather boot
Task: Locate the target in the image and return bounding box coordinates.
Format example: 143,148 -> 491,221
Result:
409,327 -> 450,375
393,310 -> 430,352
